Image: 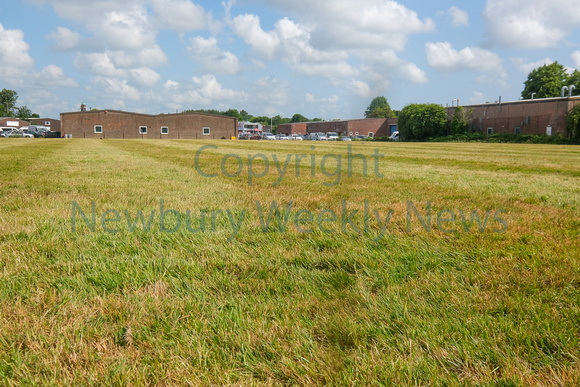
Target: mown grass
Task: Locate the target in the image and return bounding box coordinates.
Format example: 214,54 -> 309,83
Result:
0,138 -> 579,385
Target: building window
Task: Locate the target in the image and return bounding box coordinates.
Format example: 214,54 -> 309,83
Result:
514,127 -> 522,135
349,132 -> 353,136
368,132 -> 374,138
203,127 -> 210,135
94,125 -> 103,134
44,121 -> 51,126
355,132 -> 359,135
161,126 -> 169,135
487,127 -> 493,135
139,126 -> 147,134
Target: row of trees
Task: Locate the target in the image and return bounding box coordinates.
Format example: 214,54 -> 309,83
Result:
0,89 -> 38,119
182,108 -> 322,131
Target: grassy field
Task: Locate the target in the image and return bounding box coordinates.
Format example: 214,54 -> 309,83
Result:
0,138 -> 579,385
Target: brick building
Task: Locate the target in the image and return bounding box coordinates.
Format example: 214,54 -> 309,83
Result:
447,96 -> 580,136
29,118 -> 61,133
60,109 -> 237,139
277,118 -> 398,137
0,118 -> 29,127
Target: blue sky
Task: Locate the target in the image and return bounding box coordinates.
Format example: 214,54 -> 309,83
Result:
2,0 -> 580,120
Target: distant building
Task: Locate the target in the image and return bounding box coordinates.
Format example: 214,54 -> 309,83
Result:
447,96 -> 580,136
29,118 -> 61,133
237,121 -> 263,138
60,109 -> 237,139
0,118 -> 29,128
277,118 -> 397,137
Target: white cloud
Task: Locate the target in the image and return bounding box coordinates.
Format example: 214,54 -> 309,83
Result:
150,0 -> 212,32
426,42 -> 503,72
305,93 -> 339,104
511,57 -> 554,74
129,67 -> 161,88
399,63 -> 428,84
188,36 -> 240,74
47,27 -> 80,51
483,0 -> 580,48
93,76 -> 142,101
350,80 -> 372,98
191,74 -> 247,102
33,65 -> 79,87
572,51 -> 580,69
258,0 -> 435,51
0,24 -> 34,84
231,13 -> 280,59
448,6 -> 469,27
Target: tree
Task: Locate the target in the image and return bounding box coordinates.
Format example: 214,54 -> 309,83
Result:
0,88 -> 18,117
521,62 -> 569,99
398,103 -> 447,141
567,70 -> 580,96
566,104 -> 580,140
291,113 -> 309,123
16,106 -> 33,120
451,106 -> 472,135
365,96 -> 394,118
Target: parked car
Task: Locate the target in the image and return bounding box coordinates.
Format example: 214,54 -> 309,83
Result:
276,134 -> 289,140
23,125 -> 52,138
263,133 -> 276,140
326,132 -> 339,141
289,134 -> 304,140
311,132 -> 327,141
5,129 -> 33,138
341,136 -> 352,141
0,127 -> 14,137
389,131 -> 400,141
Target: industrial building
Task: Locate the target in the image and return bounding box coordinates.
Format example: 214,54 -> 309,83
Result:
277,118 -> 398,138
446,96 -> 580,136
60,108 -> 237,139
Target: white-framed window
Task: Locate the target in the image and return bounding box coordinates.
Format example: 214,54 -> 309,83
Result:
161,126 -> 169,135
368,132 -> 374,137
44,121 -> 51,126
355,132 -> 359,135
349,132 -> 353,135
203,127 -> 210,135
94,125 -> 103,134
487,127 -> 493,135
139,126 -> 147,134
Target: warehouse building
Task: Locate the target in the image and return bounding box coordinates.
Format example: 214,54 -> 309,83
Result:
277,118 -> 398,138
60,108 -> 237,139
447,96 -> 580,136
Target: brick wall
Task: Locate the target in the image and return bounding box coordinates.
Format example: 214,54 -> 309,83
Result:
60,110 -> 237,139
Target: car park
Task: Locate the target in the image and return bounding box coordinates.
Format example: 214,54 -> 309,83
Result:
326,132 -> 339,141
4,128 -> 33,138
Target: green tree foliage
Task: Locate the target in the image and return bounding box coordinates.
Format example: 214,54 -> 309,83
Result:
0,88 -> 18,116
16,106 -> 33,120
566,104 -> 580,140
365,96 -> 394,118
451,106 -> 472,135
398,103 -> 447,141
291,113 -> 309,123
521,62 -> 571,99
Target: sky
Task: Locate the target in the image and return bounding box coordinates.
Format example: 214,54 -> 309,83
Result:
1,0 -> 580,120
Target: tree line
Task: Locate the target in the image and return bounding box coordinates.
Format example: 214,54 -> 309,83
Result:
0,89 -> 39,120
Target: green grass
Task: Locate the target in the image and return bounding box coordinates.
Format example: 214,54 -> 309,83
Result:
0,139 -> 579,385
